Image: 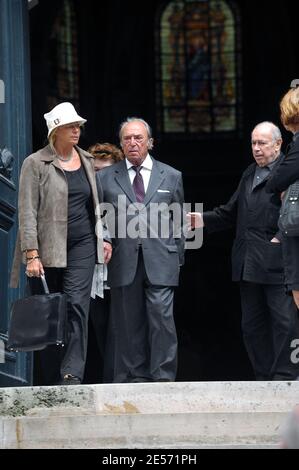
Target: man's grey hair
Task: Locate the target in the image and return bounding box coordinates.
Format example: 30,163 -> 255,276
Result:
119,117 -> 153,145
252,121 -> 282,142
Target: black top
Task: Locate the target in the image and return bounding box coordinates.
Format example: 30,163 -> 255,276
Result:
64,165 -> 95,240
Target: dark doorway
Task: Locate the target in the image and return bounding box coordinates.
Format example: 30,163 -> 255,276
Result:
29,0 -> 299,383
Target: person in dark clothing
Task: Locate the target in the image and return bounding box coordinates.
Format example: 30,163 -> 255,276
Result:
85,142 -> 124,383
266,87 -> 299,316
11,102 -> 112,385
188,121 -> 299,380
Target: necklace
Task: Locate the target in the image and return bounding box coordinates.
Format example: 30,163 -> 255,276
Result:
56,150 -> 73,162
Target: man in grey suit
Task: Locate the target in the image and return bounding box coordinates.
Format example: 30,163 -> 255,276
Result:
97,117 -> 185,383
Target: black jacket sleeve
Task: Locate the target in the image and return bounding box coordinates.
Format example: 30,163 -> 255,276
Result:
266,140 -> 299,193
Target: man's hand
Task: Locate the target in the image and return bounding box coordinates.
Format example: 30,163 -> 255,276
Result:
270,237 -> 281,243
186,212 -> 204,230
292,290 -> 299,309
103,241 -> 112,264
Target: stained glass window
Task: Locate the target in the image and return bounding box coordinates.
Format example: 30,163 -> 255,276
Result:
156,0 -> 241,136
47,0 -> 79,109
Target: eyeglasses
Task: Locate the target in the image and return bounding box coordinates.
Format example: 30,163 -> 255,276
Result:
251,140 -> 272,147
122,135 -> 145,144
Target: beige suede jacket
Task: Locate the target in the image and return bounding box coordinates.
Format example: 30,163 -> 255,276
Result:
10,144 -> 104,287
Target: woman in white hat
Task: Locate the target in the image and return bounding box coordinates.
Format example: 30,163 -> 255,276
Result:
11,102 -> 112,385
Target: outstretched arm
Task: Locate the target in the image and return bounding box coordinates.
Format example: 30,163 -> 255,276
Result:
188,181 -> 241,233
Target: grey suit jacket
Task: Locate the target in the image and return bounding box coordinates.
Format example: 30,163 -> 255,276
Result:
97,157 -> 185,287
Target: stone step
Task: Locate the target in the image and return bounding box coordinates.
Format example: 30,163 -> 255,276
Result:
0,381 -> 298,448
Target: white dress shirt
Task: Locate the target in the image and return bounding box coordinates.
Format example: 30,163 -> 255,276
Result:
126,154 -> 153,193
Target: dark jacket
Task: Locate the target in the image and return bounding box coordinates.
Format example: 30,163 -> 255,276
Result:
266,139 -> 299,193
203,155 -> 285,284
266,139 -> 299,290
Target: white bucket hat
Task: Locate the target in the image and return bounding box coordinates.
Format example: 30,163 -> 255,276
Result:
44,102 -> 87,137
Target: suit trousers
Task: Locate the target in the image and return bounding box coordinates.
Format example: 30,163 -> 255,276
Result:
110,249 -> 177,383
240,281 -> 299,380
32,236 -> 96,384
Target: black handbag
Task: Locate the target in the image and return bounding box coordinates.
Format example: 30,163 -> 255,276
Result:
7,275 -> 67,352
278,180 -> 299,237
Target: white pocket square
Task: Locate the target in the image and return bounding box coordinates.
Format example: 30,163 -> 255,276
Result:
157,189 -> 170,193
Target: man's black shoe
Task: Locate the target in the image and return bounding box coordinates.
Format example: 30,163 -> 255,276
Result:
60,374 -> 81,385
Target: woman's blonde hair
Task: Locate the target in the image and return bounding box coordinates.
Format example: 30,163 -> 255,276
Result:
48,128 -> 58,154
280,87 -> 299,129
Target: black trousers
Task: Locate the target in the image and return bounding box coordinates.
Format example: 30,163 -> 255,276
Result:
85,292 -> 114,383
110,250 -> 177,383
240,281 -> 299,380
32,236 -> 96,385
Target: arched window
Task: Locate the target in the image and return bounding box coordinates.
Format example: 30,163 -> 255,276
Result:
47,0 -> 79,109
156,0 -> 241,137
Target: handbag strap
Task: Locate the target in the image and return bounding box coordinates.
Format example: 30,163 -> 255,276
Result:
26,274 -> 50,296
40,274 -> 50,294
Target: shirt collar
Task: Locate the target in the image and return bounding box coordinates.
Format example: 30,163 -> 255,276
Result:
265,158 -> 278,171
126,153 -> 153,170
255,156 -> 279,172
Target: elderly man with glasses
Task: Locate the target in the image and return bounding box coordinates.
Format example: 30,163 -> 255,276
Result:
97,117 -> 185,383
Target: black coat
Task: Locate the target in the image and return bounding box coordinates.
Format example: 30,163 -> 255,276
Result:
266,139 -> 299,193
203,156 -> 284,284
266,140 -> 299,290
